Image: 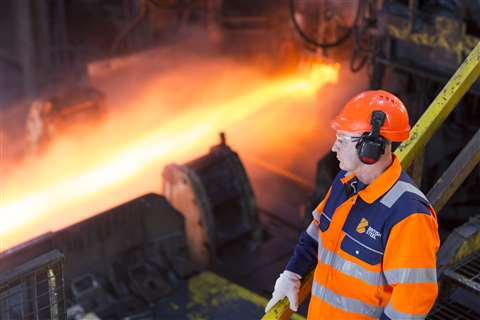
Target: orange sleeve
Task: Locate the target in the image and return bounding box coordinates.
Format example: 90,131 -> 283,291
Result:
312,187 -> 332,224
382,210 -> 440,319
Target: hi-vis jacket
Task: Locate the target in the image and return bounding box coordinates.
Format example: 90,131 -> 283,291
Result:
286,156 -> 440,319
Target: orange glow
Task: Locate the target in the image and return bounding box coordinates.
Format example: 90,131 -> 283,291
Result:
0,59 -> 339,251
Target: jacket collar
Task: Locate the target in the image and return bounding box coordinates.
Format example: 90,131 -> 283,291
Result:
340,155 -> 402,204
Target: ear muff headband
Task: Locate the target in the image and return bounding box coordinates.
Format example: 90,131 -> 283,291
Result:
356,111 -> 387,164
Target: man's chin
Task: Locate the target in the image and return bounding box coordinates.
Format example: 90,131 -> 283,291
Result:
339,162 -> 352,172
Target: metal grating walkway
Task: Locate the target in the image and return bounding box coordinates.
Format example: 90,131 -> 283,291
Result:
443,251 -> 480,293
427,300 -> 480,320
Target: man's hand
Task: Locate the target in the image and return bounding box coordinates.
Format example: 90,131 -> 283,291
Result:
265,270 -> 301,312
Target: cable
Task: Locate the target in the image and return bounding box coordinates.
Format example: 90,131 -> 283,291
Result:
289,0 -> 352,49
349,0 -> 373,72
350,47 -> 369,72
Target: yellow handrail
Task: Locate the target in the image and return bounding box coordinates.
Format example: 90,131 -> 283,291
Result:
262,39 -> 480,320
395,42 -> 480,168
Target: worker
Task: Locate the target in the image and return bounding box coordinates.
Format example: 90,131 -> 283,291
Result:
26,99 -> 53,154
265,90 -> 440,319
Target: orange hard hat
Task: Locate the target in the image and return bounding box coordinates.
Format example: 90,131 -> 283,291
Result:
330,90 -> 410,141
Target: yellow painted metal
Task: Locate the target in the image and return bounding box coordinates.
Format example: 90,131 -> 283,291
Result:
395,40 -> 480,168
189,271 -> 267,308
387,16 -> 479,64
406,151 -> 424,186
189,272 -> 306,320
454,229 -> 480,265
266,33 -> 480,320
261,272 -> 312,320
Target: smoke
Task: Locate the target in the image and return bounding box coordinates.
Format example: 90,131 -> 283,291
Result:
235,60 -> 369,225
0,27 -> 368,250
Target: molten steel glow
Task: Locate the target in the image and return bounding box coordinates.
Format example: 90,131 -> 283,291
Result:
0,61 -> 339,251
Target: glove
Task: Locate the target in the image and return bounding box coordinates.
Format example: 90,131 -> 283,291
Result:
265,270 -> 301,312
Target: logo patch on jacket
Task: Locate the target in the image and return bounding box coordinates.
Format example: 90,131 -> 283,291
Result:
366,227 -> 381,240
356,218 -> 368,233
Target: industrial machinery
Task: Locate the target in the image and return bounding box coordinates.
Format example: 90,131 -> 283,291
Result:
25,85 -> 107,154
0,250 -> 66,320
70,273 -> 116,317
0,0 -> 110,159
205,0 -> 289,56
0,194 -> 190,319
288,0 -> 358,52
163,133 -> 259,269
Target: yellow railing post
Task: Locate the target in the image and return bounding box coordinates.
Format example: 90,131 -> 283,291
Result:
262,40 -> 480,320
395,41 -> 480,168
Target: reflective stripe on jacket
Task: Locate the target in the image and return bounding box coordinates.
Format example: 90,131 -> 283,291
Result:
300,156 -> 439,319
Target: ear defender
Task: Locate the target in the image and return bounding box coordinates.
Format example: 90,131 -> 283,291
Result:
356,110 -> 387,164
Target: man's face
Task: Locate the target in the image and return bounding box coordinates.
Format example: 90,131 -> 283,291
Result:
331,130 -> 363,172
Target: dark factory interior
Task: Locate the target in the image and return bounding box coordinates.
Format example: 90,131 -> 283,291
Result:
0,1 -> 479,319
